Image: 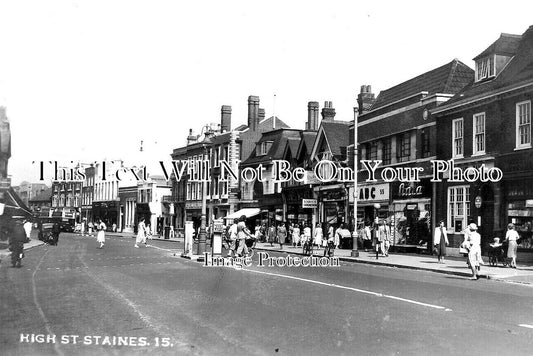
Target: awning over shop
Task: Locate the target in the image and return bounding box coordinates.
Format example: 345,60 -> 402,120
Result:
1,187 -> 33,218
223,208 -> 260,220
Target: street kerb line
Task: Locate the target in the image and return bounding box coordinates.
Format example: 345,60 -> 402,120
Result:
242,268 -> 453,312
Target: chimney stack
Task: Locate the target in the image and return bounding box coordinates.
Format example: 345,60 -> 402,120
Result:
187,129 -> 197,145
357,85 -> 375,115
307,101 -> 319,130
221,105 -> 232,132
258,108 -> 265,123
321,101 -> 336,122
247,95 -> 260,131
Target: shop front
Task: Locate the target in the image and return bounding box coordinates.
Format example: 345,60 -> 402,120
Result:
92,201 -> 119,230
390,179 -> 432,251
349,182 -> 391,227
283,185 -> 314,229
315,184 -> 347,229
503,178 -> 533,251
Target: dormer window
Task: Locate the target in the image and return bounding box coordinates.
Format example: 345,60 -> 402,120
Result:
257,141 -> 273,156
475,55 -> 495,82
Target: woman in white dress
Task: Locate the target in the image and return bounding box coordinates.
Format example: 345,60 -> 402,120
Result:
135,218 -> 147,248
314,223 -> 323,248
505,223 -> 520,268
292,224 -> 301,247
96,219 -> 106,249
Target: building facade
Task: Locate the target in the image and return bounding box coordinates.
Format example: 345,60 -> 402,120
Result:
432,26 -> 533,255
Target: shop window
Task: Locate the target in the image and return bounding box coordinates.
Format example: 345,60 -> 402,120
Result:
448,186 -> 470,232
516,100 -> 531,149
452,118 -> 464,158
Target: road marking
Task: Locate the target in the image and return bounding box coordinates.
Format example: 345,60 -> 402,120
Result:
519,324 -> 533,329
242,269 -> 452,312
32,251 -> 65,356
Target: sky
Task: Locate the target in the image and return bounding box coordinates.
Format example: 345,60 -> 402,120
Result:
1,0 -> 532,185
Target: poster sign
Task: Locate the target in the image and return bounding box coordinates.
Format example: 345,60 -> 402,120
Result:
302,199 -> 317,209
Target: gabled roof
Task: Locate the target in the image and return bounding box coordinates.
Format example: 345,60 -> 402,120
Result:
297,131 -> 318,158
321,121 -> 351,156
310,121 -> 351,161
371,59 -> 474,110
435,25 -> 533,111
473,33 -> 522,60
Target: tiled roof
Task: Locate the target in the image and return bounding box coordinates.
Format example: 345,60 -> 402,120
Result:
371,59 -> 474,110
473,33 -> 522,60
439,26 -> 533,108
242,129 -> 302,166
321,121 -> 351,156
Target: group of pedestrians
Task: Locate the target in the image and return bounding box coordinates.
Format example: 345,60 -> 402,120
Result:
435,220 -> 521,280
225,215 -> 254,257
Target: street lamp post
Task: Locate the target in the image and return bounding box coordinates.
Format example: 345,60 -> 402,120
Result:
351,106 -> 359,257
197,150 -> 208,258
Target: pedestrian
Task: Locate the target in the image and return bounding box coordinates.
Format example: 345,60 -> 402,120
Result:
362,222 -> 372,251
292,223 -> 301,247
327,224 -> 335,247
226,218 -> 238,257
277,223 -> 287,249
236,215 -> 251,257
268,224 -> 276,247
505,223 -> 520,268
135,218 -> 147,248
23,219 -> 32,241
334,224 -> 342,249
81,219 -> 86,236
314,223 -> 323,248
52,221 -> 60,246
96,219 -> 106,249
303,224 -> 311,246
112,223 -> 117,232
434,220 -> 449,263
465,223 -> 483,280
374,221 -> 383,259
9,219 -> 27,268
377,220 -> 391,256
146,224 -> 153,240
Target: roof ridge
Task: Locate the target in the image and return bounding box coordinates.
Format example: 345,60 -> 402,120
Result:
443,59 -> 459,93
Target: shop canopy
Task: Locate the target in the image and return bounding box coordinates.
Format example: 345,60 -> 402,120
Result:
224,208 -> 261,221
1,187 -> 33,218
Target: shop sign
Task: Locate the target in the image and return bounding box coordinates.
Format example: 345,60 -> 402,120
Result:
474,196 -> 482,208
321,190 -> 345,201
302,199 -> 317,209
185,202 -> 202,210
392,180 -> 432,200
354,183 -> 389,202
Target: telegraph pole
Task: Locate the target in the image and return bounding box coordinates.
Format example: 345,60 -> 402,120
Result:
351,106 -> 359,257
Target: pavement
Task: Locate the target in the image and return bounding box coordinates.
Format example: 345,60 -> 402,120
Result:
253,242 -> 533,285
3,231 -> 533,285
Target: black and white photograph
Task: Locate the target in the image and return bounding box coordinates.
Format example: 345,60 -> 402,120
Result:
1,1 -> 533,355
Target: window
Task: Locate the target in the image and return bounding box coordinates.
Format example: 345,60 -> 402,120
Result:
473,113 -> 485,154
516,101 -> 531,149
186,183 -> 191,200
475,55 -> 495,82
397,132 -> 411,162
382,138 -> 391,165
448,186 -> 470,231
452,118 -> 464,158
369,142 -> 378,161
421,129 -> 431,158
214,147 -> 220,167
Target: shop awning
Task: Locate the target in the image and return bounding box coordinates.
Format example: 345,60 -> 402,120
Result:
1,187 -> 33,218
224,208 -> 261,220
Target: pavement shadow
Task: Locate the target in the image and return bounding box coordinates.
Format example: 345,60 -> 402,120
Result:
419,261 -> 440,264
